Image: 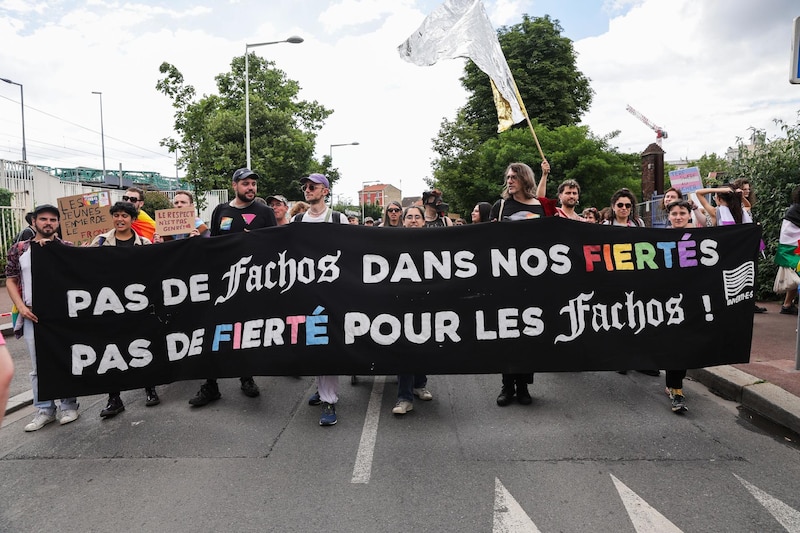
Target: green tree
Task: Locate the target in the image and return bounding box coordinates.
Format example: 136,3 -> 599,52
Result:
461,14 -> 593,143
432,123 -> 640,216
142,191 -> 173,218
729,119 -> 800,298
156,54 -> 332,204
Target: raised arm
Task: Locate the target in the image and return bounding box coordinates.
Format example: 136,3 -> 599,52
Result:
536,160 -> 550,198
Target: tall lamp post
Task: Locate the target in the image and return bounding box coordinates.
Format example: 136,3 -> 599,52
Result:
330,142 -> 360,209
0,77 -> 27,162
91,91 -> 107,183
360,179 -> 380,223
245,35 -> 303,169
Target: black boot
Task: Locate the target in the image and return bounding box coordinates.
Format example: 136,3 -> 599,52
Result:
516,384 -> 532,405
100,394 -> 125,418
145,387 -> 160,406
496,385 -> 515,406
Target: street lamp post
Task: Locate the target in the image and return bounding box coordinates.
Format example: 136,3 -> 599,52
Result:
0,77 -> 27,162
329,141 -> 359,160
91,91 -> 107,183
245,35 -> 303,169
361,179 -> 380,222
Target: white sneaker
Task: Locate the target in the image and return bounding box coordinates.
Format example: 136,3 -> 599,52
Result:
24,412 -> 56,432
59,409 -> 79,425
392,400 -> 414,415
413,387 -> 433,401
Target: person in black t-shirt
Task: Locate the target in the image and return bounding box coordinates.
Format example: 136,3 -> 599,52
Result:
189,168 -> 277,407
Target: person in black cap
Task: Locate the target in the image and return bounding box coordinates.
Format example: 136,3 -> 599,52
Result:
6,204 -> 81,431
189,168 -> 277,407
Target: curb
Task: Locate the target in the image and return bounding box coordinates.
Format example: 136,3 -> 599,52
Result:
689,366 -> 800,436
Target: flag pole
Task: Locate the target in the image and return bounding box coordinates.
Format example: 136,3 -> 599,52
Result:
512,80 -> 546,162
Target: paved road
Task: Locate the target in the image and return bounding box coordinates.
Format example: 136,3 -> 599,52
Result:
2,371 -> 799,532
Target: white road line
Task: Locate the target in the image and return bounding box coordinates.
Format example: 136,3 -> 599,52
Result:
493,478 -> 542,533
735,473 -> 800,532
610,474 -> 683,533
351,376 -> 385,484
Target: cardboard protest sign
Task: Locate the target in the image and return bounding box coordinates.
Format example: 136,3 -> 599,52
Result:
155,207 -> 195,236
57,191 -> 113,245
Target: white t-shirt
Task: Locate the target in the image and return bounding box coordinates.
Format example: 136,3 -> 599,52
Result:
298,207 -> 348,224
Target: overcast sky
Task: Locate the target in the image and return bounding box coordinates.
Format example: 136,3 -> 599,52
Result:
1,0 -> 799,206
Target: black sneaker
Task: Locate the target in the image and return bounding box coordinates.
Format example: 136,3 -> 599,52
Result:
754,305 -> 767,314
496,386 -> 515,406
781,304 -> 798,315
189,383 -> 221,407
240,378 -> 260,398
516,384 -> 532,405
100,395 -> 125,418
145,388 -> 160,407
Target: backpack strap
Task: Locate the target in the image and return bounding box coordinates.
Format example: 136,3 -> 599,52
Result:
292,213 -> 305,223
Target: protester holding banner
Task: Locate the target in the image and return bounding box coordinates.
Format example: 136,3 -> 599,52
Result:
122,187 -> 156,242
294,173 -> 347,426
604,188 -> 645,227
490,161 -> 554,406
662,199 -> 694,413
6,204 -> 80,431
90,201 -> 159,418
392,205 -> 435,415
189,168 -> 277,408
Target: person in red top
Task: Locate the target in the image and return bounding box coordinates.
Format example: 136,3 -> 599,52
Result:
122,187 -> 156,242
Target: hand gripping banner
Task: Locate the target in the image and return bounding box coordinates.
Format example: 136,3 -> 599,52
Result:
31,218 -> 762,399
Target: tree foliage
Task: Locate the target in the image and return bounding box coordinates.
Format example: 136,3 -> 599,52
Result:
156,54 -> 332,204
729,118 -> 800,299
432,124 -> 640,216
461,15 -> 593,143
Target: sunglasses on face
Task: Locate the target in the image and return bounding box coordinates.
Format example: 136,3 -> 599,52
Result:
616,202 -> 632,209
301,183 -> 321,192
121,196 -> 140,202
387,208 -> 401,213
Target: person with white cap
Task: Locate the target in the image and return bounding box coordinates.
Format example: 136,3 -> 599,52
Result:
266,194 -> 290,226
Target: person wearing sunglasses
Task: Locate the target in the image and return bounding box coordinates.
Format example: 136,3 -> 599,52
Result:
604,189 -> 645,227
490,161 -> 555,407
294,173 -> 347,426
121,187 -> 156,242
189,168 -> 277,408
382,201 -> 404,227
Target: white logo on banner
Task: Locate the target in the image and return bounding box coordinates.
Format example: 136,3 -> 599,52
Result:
723,261 -> 755,306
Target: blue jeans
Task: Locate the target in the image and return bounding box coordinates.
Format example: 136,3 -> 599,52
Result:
25,318 -> 78,414
397,374 -> 427,402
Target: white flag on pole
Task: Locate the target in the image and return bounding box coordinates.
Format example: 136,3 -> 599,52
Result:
397,0 -> 527,132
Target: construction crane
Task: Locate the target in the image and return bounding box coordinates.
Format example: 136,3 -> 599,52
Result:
626,104 -> 668,147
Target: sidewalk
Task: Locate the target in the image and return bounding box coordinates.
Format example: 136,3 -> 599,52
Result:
4,294 -> 800,434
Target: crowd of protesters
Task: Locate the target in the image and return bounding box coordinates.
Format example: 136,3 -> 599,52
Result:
2,161 -> 772,429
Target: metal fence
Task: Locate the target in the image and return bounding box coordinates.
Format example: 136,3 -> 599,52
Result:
0,160 -> 228,271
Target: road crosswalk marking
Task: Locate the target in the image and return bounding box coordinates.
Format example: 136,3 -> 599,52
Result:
493,478 -> 542,533
610,475 -> 683,533
735,473 -> 800,532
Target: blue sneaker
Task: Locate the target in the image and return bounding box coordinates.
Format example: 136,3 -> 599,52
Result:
308,391 -> 321,406
320,402 -> 337,426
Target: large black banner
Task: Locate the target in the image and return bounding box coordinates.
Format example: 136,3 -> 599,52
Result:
33,218 -> 761,399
